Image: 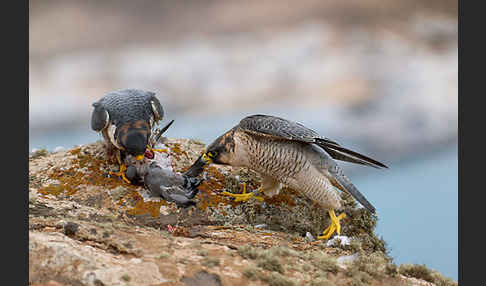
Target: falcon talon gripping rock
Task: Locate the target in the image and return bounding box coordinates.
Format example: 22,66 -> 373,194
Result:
90,88 -> 165,183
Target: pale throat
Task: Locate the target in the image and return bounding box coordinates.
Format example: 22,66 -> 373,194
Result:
231,137 -> 252,167
107,124 -> 123,149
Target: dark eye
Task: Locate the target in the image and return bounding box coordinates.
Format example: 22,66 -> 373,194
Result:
208,151 -> 217,158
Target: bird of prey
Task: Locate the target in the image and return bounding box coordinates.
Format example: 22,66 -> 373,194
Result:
186,114 -> 387,239
90,88 -> 167,183
125,119 -> 175,184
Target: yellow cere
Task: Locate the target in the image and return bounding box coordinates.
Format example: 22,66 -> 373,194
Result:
202,153 -> 212,163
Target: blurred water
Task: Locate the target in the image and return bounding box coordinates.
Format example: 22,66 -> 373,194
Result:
29,121 -> 458,281
355,145 -> 458,281
29,105 -> 344,152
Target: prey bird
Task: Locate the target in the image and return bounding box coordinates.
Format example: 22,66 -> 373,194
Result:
90,88 -> 167,183
124,120 -> 202,208
185,114 -> 387,239
143,162 -> 202,208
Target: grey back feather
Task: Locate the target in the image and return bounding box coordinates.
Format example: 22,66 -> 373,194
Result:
239,114 -> 387,169
239,114 -> 339,145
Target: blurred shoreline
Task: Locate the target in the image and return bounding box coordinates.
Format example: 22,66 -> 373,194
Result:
30,12 -> 457,165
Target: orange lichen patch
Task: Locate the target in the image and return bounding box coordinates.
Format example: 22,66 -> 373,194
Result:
207,166 -> 226,182
37,183 -> 68,196
70,147 -> 82,156
263,188 -> 297,207
167,143 -> 184,155
38,147 -> 138,197
37,166 -> 83,196
127,199 -> 166,218
165,143 -> 190,162
71,150 -> 139,189
198,184 -> 234,211
125,190 -> 168,218
196,166 -> 237,211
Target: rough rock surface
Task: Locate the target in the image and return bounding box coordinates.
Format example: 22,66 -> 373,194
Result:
29,139 -> 457,286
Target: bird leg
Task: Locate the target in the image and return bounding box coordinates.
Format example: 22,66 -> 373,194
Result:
221,183 -> 265,202
317,209 -> 347,240
108,151 -> 131,184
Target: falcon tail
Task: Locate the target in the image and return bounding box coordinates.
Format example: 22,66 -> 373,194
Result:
331,169 -> 376,213
315,138 -> 388,169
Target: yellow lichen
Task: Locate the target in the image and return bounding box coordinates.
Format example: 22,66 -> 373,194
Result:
196,166 -> 236,211
264,188 -> 297,207
125,190 -> 167,218
38,146 -> 138,197
37,183 -> 67,196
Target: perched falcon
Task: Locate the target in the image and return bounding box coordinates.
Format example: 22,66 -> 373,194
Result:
90,88 -> 166,183
186,114 -> 387,239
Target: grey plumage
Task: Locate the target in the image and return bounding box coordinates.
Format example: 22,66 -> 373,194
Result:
124,138 -> 203,208
236,114 -> 387,213
90,88 -> 165,162
91,89 -> 163,132
189,114 -> 387,214
144,162 -> 201,207
240,114 -> 387,169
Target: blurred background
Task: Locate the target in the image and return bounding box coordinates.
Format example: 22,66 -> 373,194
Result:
29,0 -> 458,280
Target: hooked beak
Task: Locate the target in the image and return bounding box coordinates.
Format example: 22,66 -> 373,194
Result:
184,153 -> 212,177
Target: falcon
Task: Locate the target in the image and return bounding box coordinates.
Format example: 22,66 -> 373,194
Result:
90,88 -> 166,183
185,114 -> 387,239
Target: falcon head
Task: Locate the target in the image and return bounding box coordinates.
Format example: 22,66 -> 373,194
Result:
115,120 -> 151,160
184,128 -> 236,177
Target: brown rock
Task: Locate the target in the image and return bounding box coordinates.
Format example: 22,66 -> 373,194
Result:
29,139 -> 456,286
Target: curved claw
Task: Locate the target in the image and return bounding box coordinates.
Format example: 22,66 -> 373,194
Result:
109,164 -> 131,184
221,183 -> 264,202
317,210 -> 347,240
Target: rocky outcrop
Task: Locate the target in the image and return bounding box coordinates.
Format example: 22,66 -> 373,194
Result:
29,139 -> 457,286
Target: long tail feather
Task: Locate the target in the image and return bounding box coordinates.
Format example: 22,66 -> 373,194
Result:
315,138 -> 388,169
329,166 -> 376,213
322,147 -> 381,168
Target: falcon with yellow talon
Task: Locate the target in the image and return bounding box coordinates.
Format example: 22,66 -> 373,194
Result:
90,89 -> 165,183
185,114 -> 388,240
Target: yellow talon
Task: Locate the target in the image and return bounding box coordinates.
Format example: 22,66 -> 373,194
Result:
317,210 -> 347,240
221,183 -> 264,202
109,164 -> 131,184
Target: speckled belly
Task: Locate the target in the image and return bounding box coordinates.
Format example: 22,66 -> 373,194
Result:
243,135 -> 341,210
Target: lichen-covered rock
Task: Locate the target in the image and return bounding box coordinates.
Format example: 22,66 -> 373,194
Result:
29,139 -> 456,286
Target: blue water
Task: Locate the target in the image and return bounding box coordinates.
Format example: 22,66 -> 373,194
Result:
29,125 -> 458,281
354,145 -> 458,281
